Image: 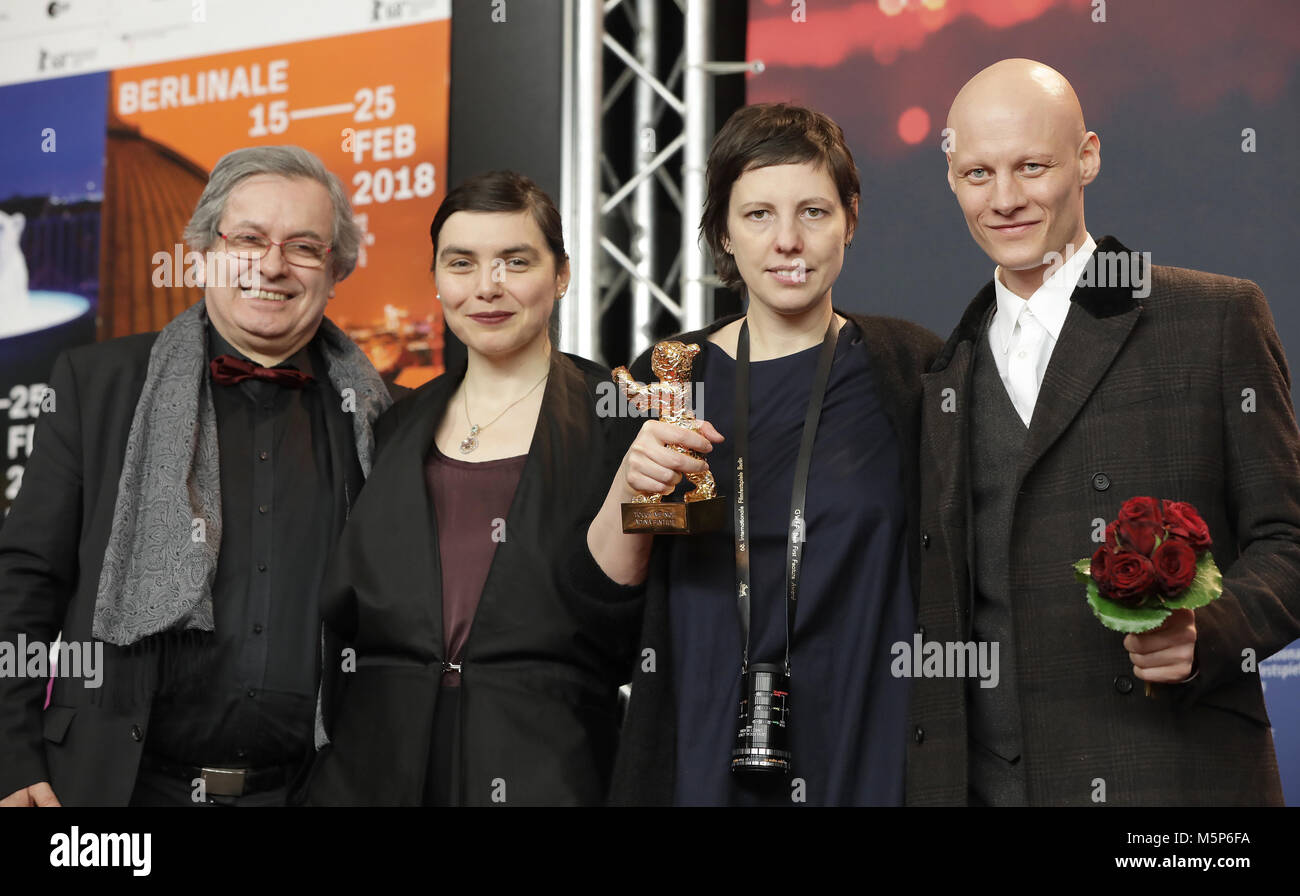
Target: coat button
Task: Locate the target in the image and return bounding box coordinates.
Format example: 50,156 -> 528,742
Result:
130,724 -> 143,742
1114,675 -> 1134,694
1092,472 -> 1111,491
914,726 -> 925,744
921,531 -> 931,549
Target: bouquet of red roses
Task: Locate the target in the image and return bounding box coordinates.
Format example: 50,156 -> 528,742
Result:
1073,496 -> 1223,634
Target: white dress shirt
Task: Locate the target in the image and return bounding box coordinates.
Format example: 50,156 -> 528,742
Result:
988,234 -> 1097,427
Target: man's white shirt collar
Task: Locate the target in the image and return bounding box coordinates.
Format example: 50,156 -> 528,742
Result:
990,234 -> 1097,351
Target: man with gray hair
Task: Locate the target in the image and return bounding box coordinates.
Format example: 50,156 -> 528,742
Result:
0,145 -> 394,806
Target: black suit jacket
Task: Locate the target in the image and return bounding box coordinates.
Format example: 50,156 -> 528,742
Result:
908,237 -> 1300,805
0,328 -> 390,805
599,310 -> 943,804
304,351 -> 644,805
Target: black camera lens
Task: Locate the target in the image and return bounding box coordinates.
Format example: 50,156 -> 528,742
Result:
731,662 -> 792,773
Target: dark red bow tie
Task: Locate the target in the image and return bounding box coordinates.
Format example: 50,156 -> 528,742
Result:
210,354 -> 315,389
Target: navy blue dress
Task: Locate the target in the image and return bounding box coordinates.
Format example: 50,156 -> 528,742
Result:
668,321 -> 913,806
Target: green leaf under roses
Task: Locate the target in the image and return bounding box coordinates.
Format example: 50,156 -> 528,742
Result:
1073,558 -> 1170,633
1159,552 -> 1223,611
1073,558 -> 1094,585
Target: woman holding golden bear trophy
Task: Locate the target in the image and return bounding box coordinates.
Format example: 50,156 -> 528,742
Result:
583,103 -> 942,806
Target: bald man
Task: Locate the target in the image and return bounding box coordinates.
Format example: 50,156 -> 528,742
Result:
908,59 -> 1300,806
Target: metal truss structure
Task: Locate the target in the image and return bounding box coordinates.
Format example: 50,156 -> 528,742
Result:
558,0 -> 761,363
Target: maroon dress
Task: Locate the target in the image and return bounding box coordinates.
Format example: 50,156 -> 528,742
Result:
422,445 -> 527,805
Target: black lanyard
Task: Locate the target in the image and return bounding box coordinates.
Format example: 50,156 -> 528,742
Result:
732,316 -> 839,677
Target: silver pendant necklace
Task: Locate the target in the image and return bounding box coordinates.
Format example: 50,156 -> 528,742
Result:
460,370 -> 549,454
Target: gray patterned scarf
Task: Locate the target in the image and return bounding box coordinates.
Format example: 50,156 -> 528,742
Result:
92,300 -> 389,646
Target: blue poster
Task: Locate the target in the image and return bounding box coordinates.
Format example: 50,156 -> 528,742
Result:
0,72 -> 106,517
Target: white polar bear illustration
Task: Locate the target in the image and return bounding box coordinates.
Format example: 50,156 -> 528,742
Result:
0,211 -> 30,328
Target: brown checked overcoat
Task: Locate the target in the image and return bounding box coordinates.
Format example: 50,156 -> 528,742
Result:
907,235 -> 1300,806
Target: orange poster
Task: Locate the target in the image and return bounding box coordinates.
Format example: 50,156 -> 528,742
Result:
109,20 -> 449,385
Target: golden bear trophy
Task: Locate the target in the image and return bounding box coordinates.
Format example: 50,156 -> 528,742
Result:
612,341 -> 725,534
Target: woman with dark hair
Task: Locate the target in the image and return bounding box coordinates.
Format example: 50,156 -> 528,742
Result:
306,171 -> 642,805
585,103 -> 943,805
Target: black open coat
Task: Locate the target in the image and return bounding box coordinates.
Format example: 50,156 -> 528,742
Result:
304,351 -> 643,806
595,310 -> 942,804
0,331 -> 384,806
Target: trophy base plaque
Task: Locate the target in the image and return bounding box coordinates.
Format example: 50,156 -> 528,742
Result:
621,495 -> 726,534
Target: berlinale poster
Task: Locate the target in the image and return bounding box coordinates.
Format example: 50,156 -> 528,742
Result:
0,1 -> 451,518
